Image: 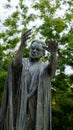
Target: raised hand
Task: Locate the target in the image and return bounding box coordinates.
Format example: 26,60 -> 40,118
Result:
13,29 -> 32,66
21,29 -> 32,45
47,40 -> 58,53
43,40 -> 58,53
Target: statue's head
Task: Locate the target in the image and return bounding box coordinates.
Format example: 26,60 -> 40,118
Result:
29,40 -> 45,60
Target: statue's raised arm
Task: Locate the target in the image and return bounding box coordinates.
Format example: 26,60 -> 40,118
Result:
47,40 -> 58,78
43,40 -> 58,78
13,29 -> 31,66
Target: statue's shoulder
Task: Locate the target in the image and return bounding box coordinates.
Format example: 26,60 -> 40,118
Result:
22,58 -> 29,69
41,61 -> 49,67
22,58 -> 28,64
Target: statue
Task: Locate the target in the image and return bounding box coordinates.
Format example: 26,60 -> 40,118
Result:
0,29 -> 58,130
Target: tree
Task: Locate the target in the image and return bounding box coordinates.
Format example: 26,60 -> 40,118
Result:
0,0 -> 73,129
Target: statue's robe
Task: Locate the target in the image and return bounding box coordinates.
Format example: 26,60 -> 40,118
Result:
0,58 -> 52,130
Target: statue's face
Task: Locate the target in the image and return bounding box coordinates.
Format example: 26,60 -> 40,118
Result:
29,41 -> 44,60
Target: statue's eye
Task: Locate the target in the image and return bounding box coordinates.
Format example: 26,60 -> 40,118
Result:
36,48 -> 40,51
31,47 -> 35,50
37,48 -> 42,52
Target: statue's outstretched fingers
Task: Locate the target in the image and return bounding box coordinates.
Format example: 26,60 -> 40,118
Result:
21,29 -> 32,38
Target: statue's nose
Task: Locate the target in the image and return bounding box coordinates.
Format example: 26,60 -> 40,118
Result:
33,49 -> 36,53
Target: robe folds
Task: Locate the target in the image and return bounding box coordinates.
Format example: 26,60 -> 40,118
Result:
0,58 -> 52,130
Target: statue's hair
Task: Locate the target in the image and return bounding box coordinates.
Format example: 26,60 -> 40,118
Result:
30,39 -> 45,56
31,39 -> 45,45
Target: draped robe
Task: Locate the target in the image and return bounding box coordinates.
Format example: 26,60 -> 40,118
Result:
0,58 -> 52,130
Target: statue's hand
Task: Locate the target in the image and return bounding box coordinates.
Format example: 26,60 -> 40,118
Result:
47,40 -> 58,53
21,29 -> 31,45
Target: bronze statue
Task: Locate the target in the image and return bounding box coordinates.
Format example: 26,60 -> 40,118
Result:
0,29 -> 58,130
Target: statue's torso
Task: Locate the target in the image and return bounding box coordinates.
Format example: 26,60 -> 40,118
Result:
22,58 -> 42,93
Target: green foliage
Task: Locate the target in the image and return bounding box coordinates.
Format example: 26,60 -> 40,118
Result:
0,0 -> 73,129
53,18 -> 67,33
52,73 -> 73,129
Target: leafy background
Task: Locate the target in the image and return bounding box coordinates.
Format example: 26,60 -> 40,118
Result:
0,0 -> 73,129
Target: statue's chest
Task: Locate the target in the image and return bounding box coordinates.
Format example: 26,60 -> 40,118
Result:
23,59 -> 40,74
23,60 -> 41,92
29,63 -> 40,77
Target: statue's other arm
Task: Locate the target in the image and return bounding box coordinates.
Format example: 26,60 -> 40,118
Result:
49,51 -> 57,79
48,40 -> 58,78
43,40 -> 58,79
